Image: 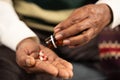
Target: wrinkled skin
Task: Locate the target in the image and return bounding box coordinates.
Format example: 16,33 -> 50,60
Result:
54,4 -> 112,47
16,38 -> 73,79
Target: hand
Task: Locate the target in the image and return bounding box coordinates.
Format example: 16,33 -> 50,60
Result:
54,4 -> 112,47
16,38 -> 73,79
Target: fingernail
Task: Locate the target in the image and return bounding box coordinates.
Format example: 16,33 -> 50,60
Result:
55,34 -> 63,40
63,39 -> 70,45
54,23 -> 61,29
54,26 -> 59,29
54,28 -> 61,33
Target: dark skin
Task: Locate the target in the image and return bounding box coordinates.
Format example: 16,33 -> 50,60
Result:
16,38 -> 73,79
15,3 -> 112,79
54,4 -> 112,47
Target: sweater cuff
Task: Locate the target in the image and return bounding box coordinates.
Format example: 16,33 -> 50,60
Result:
1,21 -> 39,51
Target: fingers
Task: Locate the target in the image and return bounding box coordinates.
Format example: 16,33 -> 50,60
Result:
55,18 -> 91,41
54,8 -> 89,34
17,44 -> 73,79
62,19 -> 95,46
16,38 -> 41,67
58,58 -> 73,79
16,48 -> 39,68
25,56 -> 36,67
63,28 -> 95,46
54,18 -> 94,47
26,52 -> 40,66
55,63 -> 72,79
52,59 -> 73,79
16,51 -> 36,67
26,60 -> 59,76
59,58 -> 73,70
54,14 -> 99,46
54,4 -> 111,47
40,46 -> 73,79
26,58 -> 73,79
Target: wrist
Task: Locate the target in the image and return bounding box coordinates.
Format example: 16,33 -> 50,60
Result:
97,4 -> 113,27
102,4 -> 113,25
16,37 -> 39,51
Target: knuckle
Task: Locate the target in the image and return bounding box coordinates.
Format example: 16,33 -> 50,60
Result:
75,24 -> 82,32
83,35 -> 89,42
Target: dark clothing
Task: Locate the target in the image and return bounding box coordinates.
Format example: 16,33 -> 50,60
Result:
26,0 -> 97,10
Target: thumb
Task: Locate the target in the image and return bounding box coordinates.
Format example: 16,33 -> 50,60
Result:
25,56 -> 36,67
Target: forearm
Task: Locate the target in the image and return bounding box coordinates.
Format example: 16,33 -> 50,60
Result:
96,0 -> 120,28
0,0 -> 39,51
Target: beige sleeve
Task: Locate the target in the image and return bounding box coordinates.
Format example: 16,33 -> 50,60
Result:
0,0 -> 39,51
